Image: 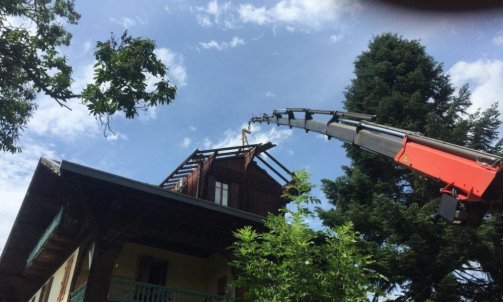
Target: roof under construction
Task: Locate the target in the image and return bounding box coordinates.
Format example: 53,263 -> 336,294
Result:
160,142 -> 292,190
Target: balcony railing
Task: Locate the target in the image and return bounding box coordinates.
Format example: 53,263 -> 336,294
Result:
70,283 -> 86,302
27,207 -> 62,266
70,279 -> 232,302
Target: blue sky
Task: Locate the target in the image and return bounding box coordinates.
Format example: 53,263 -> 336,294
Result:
1,0 -> 503,252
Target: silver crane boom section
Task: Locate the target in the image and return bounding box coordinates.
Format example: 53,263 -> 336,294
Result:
250,108 -> 502,166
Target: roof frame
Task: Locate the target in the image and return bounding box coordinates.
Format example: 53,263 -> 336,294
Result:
160,142 -> 289,189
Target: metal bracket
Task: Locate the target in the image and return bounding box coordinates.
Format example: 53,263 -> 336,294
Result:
286,109 -> 294,129
305,109 -> 313,133
327,110 -> 339,124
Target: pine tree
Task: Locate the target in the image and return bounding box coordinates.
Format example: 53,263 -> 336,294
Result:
318,33 -> 503,301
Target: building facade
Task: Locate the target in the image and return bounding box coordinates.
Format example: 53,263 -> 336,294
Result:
0,143 -> 290,302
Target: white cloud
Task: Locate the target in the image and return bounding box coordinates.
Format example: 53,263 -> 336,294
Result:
203,137 -> 212,149
0,143 -> 58,252
493,35 -> 503,46
189,126 -> 197,131
110,17 -> 136,28
28,95 -> 100,140
110,15 -> 148,29
329,33 -> 343,43
197,15 -> 213,27
202,123 -> 293,149
4,15 -> 37,35
194,0 -> 234,28
229,36 -> 245,47
316,133 -> 330,142
73,62 -> 95,92
239,4 -> 269,25
181,137 -> 192,148
139,48 -> 186,120
206,0 -> 220,19
238,0 -> 355,30
448,59 -> 503,113
223,20 -> 236,29
83,40 -> 92,53
106,132 -> 128,141
199,36 -> 245,51
199,40 -> 221,50
193,0 -> 356,30
137,106 -> 158,121
27,63 -> 101,140
154,48 -> 188,87
265,91 -> 276,97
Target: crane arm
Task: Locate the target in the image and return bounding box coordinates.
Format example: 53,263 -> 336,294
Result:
250,108 -> 503,226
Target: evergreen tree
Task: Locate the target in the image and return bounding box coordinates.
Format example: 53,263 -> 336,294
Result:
318,33 -> 503,301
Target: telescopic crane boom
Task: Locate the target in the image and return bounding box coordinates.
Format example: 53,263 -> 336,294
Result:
250,108 -> 503,227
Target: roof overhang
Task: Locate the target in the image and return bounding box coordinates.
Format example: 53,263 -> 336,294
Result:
0,157 -> 265,300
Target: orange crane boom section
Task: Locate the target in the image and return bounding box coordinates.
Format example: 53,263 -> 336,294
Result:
395,137 -> 503,202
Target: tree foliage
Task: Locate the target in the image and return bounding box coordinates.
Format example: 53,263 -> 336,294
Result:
318,33 -> 503,301
0,0 -> 176,152
231,170 -> 379,302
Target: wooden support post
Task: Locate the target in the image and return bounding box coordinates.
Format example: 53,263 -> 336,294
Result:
83,240 -> 122,302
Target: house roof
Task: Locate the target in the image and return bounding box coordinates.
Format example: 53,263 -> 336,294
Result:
58,158 -> 265,222
160,142 -> 291,190
0,157 -> 268,300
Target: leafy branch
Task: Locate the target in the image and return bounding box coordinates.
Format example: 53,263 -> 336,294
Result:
0,0 -> 176,152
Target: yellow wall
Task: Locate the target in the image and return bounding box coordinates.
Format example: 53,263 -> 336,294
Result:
113,242 -> 233,294
73,246 -> 90,290
28,248 -> 79,302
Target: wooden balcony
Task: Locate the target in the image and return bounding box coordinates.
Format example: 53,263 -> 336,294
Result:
25,206 -> 80,275
70,278 -> 232,302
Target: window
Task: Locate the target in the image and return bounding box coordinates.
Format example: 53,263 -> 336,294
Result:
215,181 -> 229,206
136,255 -> 169,286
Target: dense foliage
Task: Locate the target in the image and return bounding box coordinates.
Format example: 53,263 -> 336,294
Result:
0,0 -> 176,152
231,170 -> 379,302
318,33 -> 503,301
